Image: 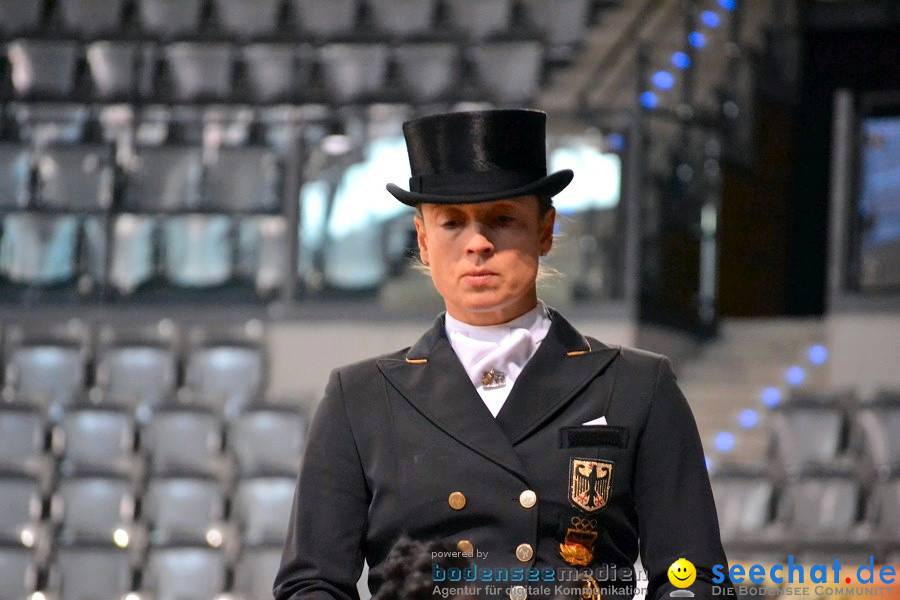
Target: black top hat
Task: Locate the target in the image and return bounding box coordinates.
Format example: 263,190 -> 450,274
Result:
386,109 -> 573,206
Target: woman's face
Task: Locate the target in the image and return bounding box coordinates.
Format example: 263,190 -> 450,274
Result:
414,196 -> 555,326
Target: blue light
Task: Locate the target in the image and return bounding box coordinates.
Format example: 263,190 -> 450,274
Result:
701,10 -> 721,28
672,51 -> 691,69
688,31 -> 707,49
705,455 -> 713,471
715,431 -> 736,453
761,387 -> 782,408
786,365 -> 806,386
640,91 -> 659,109
738,409 -> 759,429
718,0 -> 736,10
808,344 -> 828,366
606,132 -> 625,152
652,70 -> 675,90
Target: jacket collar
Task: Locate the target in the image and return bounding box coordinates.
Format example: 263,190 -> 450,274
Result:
377,308 -> 620,480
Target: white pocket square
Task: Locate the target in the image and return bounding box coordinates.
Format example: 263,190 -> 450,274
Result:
582,416 -> 608,426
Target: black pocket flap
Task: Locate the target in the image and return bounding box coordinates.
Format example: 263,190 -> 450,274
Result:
559,425 -> 629,449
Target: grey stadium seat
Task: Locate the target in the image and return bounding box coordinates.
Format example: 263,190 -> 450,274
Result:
205,146 -> 280,212
232,475 -> 297,545
0,213 -> 80,287
233,544 -> 285,600
769,403 -> 848,475
58,0 -> 126,36
164,43 -> 235,102
54,406 -> 137,476
0,542 -> 39,600
52,474 -> 135,543
184,343 -> 265,417
0,472 -> 42,543
87,41 -> 147,100
871,478 -> 900,543
137,0 -> 204,36
0,143 -> 32,210
292,0 -> 359,37
4,339 -> 86,414
142,475 -> 225,545
237,215 -> 288,297
470,40 -> 544,104
213,0 -> 281,37
161,214 -> 234,288
51,542 -> 133,600
319,44 -> 389,103
710,468 -> 776,544
241,44 -> 312,103
856,405 -> 900,479
124,146 -> 203,212
444,0 -> 513,40
7,40 -> 79,97
144,407 -> 224,477
394,43 -> 459,103
0,0 -> 42,34
368,0 -> 437,37
520,0 -> 592,60
94,344 -> 177,420
229,406 -> 306,476
143,545 -> 227,600
0,403 -> 46,477
777,470 -> 864,540
109,213 -> 157,295
35,145 -> 114,211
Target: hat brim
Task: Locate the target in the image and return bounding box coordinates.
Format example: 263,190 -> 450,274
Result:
386,170 -> 574,207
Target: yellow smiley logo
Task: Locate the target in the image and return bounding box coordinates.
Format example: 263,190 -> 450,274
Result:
667,558 -> 697,588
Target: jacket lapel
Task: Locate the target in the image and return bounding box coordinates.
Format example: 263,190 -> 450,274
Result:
494,308 -> 620,443
376,309 -> 620,477
377,315 -> 528,479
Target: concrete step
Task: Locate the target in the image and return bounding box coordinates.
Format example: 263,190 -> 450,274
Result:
663,317 -> 829,467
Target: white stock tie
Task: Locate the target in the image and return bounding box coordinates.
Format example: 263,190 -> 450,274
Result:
445,304 -> 551,417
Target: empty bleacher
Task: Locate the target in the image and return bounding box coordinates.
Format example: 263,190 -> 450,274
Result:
0,0 -> 629,307
710,386 -> 900,566
0,317 -> 308,599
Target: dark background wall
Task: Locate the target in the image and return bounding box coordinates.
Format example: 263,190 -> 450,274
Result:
718,2 -> 900,317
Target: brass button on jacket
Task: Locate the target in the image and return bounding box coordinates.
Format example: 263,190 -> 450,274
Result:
518,489 -> 537,508
448,491 -> 466,510
515,543 -> 534,562
456,539 -> 474,554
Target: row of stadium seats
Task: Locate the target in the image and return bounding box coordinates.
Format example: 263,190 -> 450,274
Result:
4,38 -> 546,104
1,469 -> 300,551
765,393 -> 900,483
711,466 -> 900,565
0,0 -> 594,49
0,403 -> 307,485
0,319 -> 269,418
1,538 -> 285,600
0,212 -> 287,294
0,143 -> 281,213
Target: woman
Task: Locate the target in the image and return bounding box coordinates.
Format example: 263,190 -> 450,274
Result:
275,110 -> 731,600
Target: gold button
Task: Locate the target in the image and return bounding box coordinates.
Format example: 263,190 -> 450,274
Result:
518,489 -> 537,508
509,584 -> 528,600
515,543 -> 534,562
448,491 -> 466,510
457,539 -> 474,555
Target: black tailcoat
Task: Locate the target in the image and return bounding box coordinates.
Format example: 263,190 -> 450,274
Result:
275,309 -> 732,600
